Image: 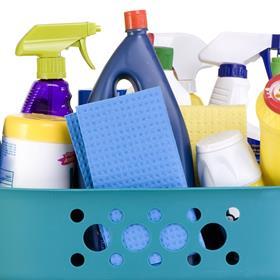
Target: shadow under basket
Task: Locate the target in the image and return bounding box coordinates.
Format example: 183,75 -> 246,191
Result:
0,187 -> 278,280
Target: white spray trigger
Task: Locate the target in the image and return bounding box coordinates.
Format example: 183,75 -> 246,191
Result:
154,33 -> 209,92
200,32 -> 272,66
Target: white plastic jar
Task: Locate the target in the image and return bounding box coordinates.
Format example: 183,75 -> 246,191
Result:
0,114 -> 76,189
196,130 -> 262,187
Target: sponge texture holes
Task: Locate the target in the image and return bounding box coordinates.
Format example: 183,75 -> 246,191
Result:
109,209 -> 124,223
122,224 -> 150,252
148,208 -> 162,222
160,224 -> 188,251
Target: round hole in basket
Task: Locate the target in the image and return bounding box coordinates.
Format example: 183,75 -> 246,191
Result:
71,253 -> 85,267
70,209 -> 84,223
122,224 -> 150,252
84,224 -> 110,252
109,209 -> 124,223
226,251 -> 239,265
200,223 -> 227,250
110,253 -> 124,266
187,252 -> 201,266
148,253 -> 162,266
160,224 -> 188,251
226,207 -> 240,221
187,208 -> 201,222
148,208 -> 162,222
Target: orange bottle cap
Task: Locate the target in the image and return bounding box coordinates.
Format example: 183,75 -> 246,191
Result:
124,10 -> 147,31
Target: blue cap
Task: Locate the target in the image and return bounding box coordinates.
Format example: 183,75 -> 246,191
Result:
218,63 -> 247,79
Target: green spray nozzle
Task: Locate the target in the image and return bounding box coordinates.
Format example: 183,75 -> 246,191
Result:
16,22 -> 101,79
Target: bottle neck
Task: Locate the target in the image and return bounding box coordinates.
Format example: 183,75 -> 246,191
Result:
126,28 -> 148,36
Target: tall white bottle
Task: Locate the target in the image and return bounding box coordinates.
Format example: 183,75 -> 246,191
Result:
154,46 -> 191,105
153,33 -> 209,98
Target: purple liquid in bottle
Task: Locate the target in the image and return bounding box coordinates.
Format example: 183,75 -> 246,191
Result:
21,79 -> 73,117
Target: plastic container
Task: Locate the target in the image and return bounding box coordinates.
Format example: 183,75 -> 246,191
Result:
0,114 -> 75,188
196,130 -> 262,187
257,74 -> 280,185
0,187 -> 279,279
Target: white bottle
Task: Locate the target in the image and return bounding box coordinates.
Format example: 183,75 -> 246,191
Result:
153,33 -> 210,98
196,130 -> 262,187
154,46 -> 190,105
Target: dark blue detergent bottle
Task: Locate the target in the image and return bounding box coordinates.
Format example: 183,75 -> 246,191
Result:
88,10 -> 195,187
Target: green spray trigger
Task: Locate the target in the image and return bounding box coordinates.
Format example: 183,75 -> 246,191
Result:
71,38 -> 95,69
16,22 -> 101,79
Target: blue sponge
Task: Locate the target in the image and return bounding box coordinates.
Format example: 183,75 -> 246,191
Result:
69,87 -> 187,189
66,113 -> 93,188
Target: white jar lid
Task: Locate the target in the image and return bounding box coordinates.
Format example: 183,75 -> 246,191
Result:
197,130 -> 243,154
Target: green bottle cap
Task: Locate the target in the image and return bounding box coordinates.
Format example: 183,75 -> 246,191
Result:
154,47 -> 174,70
271,57 -> 280,76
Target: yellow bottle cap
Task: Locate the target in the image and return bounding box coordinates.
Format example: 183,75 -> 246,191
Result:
37,57 -> 66,79
3,114 -> 72,144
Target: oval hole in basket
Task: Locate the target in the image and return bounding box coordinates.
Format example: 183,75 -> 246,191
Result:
148,253 -> 162,266
70,209 -> 84,223
226,207 -> 240,221
200,223 -> 227,250
187,208 -> 201,222
110,253 -> 124,266
226,251 -> 240,265
109,209 -> 124,223
148,208 -> 162,222
122,224 -> 150,252
160,224 -> 188,251
71,253 -> 85,267
84,224 -> 110,252
187,252 -> 201,266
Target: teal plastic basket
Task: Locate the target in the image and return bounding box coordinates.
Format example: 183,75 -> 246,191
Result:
0,187 -> 279,280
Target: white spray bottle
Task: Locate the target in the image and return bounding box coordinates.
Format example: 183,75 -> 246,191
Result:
153,33 -> 209,105
199,32 -> 274,162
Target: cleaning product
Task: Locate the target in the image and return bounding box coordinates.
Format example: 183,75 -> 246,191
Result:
88,10 -> 195,187
154,47 -> 190,105
200,32 -> 278,161
180,105 -> 247,184
257,69 -> 280,185
16,22 -> 101,117
153,33 -> 209,105
196,130 -> 262,187
67,87 -> 188,189
0,114 -> 75,188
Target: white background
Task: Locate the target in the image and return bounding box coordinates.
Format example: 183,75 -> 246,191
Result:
0,0 -> 279,130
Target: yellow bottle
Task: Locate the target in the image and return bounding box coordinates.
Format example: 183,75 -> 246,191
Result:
256,74 -> 280,185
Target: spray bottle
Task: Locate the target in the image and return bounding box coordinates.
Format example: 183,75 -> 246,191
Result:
154,46 -> 191,105
16,22 -> 101,117
199,32 -> 274,162
256,35 -> 280,185
153,33 -> 209,105
88,10 -> 195,187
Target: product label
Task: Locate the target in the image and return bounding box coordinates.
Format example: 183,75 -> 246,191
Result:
0,137 -> 75,189
0,168 -> 14,187
58,152 -> 76,166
